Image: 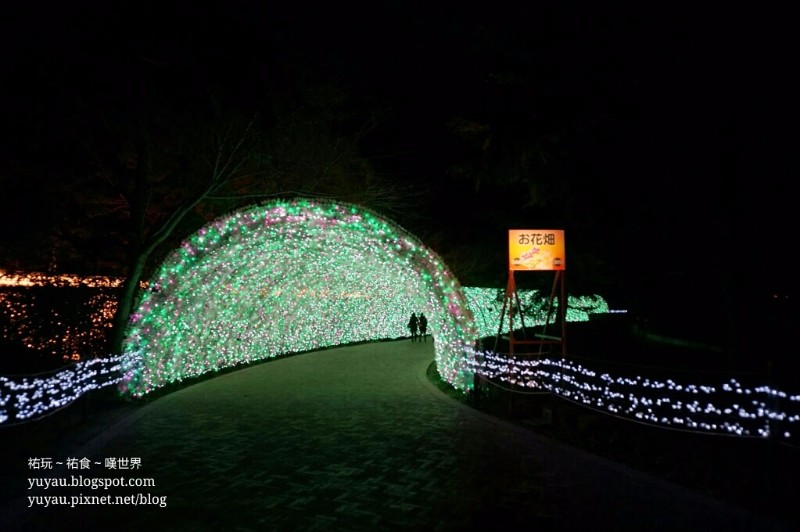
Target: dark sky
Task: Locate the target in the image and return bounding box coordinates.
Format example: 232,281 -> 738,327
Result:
1,1 -> 796,307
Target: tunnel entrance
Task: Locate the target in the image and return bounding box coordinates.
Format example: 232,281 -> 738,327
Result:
120,199 -> 476,397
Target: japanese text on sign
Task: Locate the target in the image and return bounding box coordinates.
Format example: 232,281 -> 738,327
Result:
508,230 -> 565,271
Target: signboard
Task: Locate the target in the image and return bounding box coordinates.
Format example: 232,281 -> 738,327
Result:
508,230 -> 565,271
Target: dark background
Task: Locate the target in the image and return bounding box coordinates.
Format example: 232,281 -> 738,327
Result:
0,1 -> 795,345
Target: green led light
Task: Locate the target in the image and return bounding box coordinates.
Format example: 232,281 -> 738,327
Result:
121,199 -> 478,396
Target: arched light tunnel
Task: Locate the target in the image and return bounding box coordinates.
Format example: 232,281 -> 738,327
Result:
9,199 -> 793,443
120,198 -> 477,397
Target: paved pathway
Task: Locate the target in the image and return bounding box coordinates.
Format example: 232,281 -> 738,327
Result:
1,340 -> 790,531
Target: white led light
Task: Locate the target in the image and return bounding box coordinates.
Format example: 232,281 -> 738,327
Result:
464,347 -> 800,442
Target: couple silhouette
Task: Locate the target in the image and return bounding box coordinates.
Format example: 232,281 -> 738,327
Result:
407,312 -> 428,342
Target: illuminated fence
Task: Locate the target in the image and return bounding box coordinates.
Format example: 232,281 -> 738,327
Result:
3,329 -> 800,441
465,347 -> 800,444
0,356 -> 123,425
5,346 -> 800,445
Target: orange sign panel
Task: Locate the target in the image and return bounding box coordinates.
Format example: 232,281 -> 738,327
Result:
508,230 -> 565,271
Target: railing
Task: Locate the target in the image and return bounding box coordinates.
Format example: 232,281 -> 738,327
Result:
0,357 -> 123,425
6,339 -> 796,444
464,346 -> 800,445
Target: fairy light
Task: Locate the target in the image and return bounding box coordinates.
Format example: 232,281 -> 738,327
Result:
0,290 -> 117,361
1,225 -> 607,378
462,287 -> 608,339
465,347 -> 800,443
0,269 -> 135,288
120,199 -> 478,397
0,378 -> 10,424
9,198 -> 796,443
0,357 -> 123,423
1,263 -> 797,439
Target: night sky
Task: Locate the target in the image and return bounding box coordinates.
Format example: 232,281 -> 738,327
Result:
1,2 -> 796,321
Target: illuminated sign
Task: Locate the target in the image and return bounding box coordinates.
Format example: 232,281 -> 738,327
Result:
508,230 -> 565,271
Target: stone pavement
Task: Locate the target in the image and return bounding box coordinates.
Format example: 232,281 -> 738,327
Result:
1,340 -> 791,531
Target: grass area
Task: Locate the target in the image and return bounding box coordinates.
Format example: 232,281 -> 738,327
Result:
426,358 -> 800,530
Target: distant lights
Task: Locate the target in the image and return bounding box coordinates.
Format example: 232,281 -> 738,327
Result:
0,269 -> 147,289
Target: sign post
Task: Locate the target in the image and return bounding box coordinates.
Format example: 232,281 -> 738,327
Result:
496,230 -> 567,357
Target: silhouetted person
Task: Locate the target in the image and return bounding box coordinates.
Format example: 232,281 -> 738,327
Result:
418,313 -> 428,341
408,312 -> 418,342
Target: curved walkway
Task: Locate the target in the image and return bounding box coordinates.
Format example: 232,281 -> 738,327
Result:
2,340 -> 789,531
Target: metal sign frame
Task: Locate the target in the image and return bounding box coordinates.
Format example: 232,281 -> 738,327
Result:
496,230 -> 567,358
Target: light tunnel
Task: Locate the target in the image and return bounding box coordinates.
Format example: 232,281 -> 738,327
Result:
120,198 -> 477,397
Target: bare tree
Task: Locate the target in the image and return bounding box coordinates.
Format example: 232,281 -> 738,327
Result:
108,118 -> 259,352
78,90 -> 417,355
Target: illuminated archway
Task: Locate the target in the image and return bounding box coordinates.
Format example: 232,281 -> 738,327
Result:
120,199 -> 477,397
